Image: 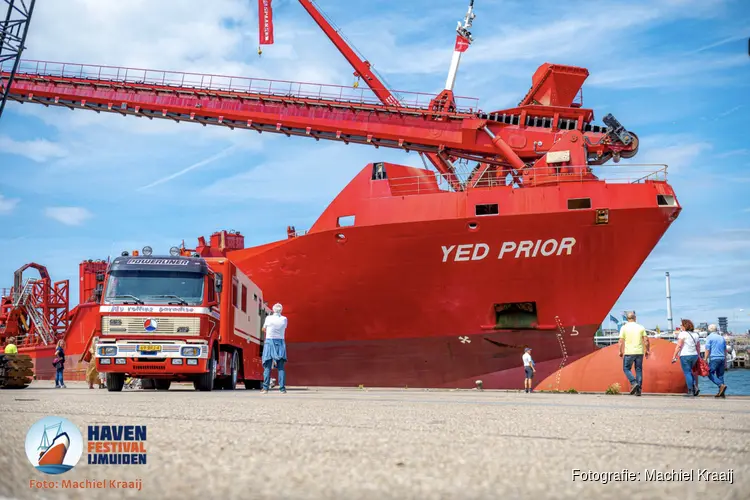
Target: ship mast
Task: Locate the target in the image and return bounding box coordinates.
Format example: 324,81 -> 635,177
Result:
445,0 -> 476,92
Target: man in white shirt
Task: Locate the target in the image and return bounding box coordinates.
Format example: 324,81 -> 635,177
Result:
522,348 -> 535,393
261,303 -> 288,394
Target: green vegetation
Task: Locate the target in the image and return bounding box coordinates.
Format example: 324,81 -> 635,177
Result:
605,383 -> 621,395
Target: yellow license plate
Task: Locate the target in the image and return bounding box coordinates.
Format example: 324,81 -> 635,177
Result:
138,345 -> 162,352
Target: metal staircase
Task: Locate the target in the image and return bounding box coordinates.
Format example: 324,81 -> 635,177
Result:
13,278 -> 53,345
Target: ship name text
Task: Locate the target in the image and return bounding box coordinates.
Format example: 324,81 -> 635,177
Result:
441,238 -> 576,262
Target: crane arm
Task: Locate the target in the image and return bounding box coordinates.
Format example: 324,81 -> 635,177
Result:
297,0 -> 464,190
298,0 -> 399,108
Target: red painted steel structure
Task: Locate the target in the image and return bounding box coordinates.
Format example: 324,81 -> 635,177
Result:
0,1 -> 681,390
0,262 -> 69,348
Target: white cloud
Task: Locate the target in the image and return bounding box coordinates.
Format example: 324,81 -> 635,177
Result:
44,207 -> 93,226
587,55 -> 746,90
0,194 -> 19,214
0,135 -> 68,162
203,141 -> 422,203
618,134 -> 711,172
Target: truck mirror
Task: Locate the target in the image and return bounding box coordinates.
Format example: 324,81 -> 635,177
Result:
215,273 -> 223,293
96,273 -> 105,282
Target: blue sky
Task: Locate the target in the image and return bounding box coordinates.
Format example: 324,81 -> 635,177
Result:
1,0 -> 749,332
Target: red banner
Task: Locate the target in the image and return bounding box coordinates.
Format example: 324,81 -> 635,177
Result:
454,35 -> 470,53
259,0 -> 274,45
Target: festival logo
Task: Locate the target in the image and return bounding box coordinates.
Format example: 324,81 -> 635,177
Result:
24,417 -> 83,475
87,425 -> 148,464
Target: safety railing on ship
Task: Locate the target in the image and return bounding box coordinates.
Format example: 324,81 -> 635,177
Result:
382,164 -> 669,196
2,59 -> 481,113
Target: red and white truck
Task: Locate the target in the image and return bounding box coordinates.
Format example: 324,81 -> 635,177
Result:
94,246 -> 269,391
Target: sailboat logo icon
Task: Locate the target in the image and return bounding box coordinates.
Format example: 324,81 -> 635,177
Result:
24,416 -> 83,475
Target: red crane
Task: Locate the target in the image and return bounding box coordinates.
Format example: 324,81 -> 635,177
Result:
0,1 -> 638,189
0,262 -> 69,348
297,0 -> 466,189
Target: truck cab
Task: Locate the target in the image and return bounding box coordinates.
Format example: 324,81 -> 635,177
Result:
95,246 -> 266,392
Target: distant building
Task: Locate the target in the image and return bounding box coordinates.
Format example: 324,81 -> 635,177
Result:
698,322 -> 708,331
718,317 -> 728,333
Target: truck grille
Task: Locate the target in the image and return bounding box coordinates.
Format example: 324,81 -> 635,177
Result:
133,364 -> 166,371
102,316 -> 200,336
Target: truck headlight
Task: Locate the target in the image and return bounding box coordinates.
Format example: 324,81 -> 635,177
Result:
100,358 -> 111,365
186,359 -> 198,365
181,346 -> 199,356
172,359 -> 183,365
115,358 -> 126,365
99,346 -> 117,356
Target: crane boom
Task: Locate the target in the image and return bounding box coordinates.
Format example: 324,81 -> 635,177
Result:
298,0 -> 399,108
297,0 -> 467,190
1,58 -> 639,187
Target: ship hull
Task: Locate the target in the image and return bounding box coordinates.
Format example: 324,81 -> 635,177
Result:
287,325 -> 598,389
230,172 -> 679,389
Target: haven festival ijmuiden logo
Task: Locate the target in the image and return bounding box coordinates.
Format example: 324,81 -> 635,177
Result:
24,416 -> 83,475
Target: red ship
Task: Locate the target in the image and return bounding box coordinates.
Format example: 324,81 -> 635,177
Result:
0,1 -> 680,389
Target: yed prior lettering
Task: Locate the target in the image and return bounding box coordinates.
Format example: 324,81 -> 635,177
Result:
442,238 -> 576,262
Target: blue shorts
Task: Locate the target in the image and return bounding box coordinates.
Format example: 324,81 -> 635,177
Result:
525,366 -> 534,379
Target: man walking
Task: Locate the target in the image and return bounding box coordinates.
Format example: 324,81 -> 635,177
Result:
261,303 -> 288,394
522,347 -> 535,393
618,312 -> 649,396
705,324 -> 728,398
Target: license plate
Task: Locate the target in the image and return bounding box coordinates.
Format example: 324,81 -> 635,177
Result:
138,345 -> 162,352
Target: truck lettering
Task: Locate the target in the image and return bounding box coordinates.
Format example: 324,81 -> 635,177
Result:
442,238 -> 577,262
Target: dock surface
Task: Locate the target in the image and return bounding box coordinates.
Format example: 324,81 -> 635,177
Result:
1,382 -> 749,499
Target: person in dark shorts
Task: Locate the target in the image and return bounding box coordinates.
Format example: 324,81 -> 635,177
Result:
523,347 -> 535,393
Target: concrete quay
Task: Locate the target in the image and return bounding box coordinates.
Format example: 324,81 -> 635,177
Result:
1,381 -> 748,500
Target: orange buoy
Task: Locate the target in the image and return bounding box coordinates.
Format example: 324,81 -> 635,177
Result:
536,339 -> 687,393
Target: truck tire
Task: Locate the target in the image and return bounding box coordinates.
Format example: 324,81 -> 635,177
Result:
141,378 -> 156,390
154,380 -> 171,391
107,373 -> 125,392
224,351 -> 239,390
193,349 -> 217,392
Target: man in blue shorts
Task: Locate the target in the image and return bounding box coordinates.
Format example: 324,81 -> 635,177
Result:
523,347 -> 535,393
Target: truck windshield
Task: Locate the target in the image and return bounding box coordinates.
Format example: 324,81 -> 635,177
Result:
103,270 -> 204,305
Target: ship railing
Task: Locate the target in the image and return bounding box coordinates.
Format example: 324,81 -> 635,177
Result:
2,59 -> 481,114
384,164 -> 669,196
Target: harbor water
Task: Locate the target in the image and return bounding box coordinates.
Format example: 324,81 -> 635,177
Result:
695,368 -> 750,396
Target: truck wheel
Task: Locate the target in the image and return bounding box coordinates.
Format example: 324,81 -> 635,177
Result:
225,351 -> 239,390
154,380 -> 171,391
141,378 -> 156,390
193,350 -> 217,391
106,373 -> 125,392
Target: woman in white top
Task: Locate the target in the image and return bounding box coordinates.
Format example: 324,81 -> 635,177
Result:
671,319 -> 701,397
